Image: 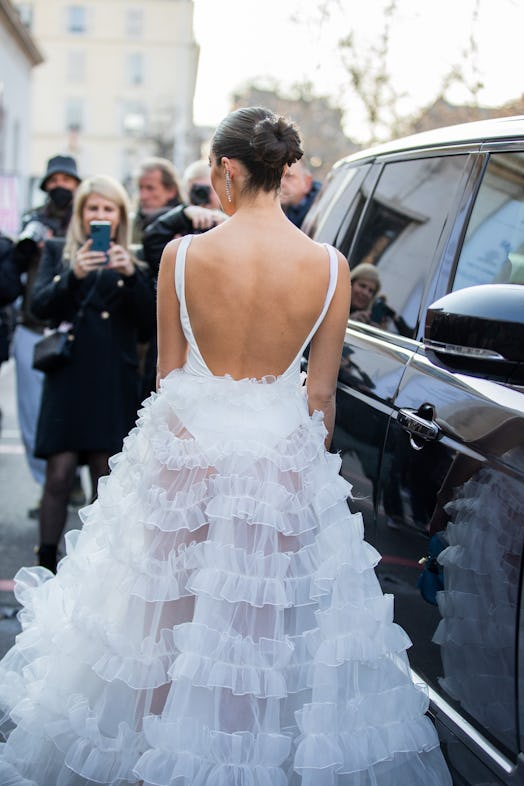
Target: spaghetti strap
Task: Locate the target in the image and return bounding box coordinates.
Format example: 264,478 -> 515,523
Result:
174,233 -> 193,302
296,243 -> 339,358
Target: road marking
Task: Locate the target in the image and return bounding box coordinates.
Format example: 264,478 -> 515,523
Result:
1,429 -> 21,439
0,445 -> 24,455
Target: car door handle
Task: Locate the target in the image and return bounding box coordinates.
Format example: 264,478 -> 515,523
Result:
398,407 -> 440,450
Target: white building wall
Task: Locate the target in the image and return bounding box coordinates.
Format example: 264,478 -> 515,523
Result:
0,1 -> 43,230
26,0 -> 199,198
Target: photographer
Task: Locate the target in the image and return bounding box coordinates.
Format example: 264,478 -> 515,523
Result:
12,155 -> 82,512
349,263 -> 381,323
30,174 -> 155,573
349,262 -> 412,336
142,159 -> 227,281
0,233 -> 22,432
140,161 -> 227,398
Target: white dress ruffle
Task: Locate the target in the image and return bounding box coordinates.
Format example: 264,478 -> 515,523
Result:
433,450 -> 523,746
0,236 -> 451,784
0,370 -> 451,785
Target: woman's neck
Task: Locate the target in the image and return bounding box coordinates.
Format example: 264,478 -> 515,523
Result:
230,189 -> 285,220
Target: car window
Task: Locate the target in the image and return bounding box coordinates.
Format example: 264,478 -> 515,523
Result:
304,163 -> 370,244
349,155 -> 468,337
452,151 -> 524,290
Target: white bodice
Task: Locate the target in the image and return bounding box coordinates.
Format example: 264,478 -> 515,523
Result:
174,234 -> 339,384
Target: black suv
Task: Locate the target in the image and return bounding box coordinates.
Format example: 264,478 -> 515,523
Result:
303,116 -> 524,785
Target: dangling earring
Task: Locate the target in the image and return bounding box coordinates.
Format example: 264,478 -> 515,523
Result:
225,170 -> 232,203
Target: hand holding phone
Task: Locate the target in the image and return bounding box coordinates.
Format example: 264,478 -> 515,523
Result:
89,220 -> 111,265
370,297 -> 396,324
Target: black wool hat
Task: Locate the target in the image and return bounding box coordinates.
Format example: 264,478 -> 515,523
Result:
40,155 -> 81,191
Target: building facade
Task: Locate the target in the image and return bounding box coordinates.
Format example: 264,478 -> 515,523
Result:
14,0 -> 199,203
0,0 -> 43,233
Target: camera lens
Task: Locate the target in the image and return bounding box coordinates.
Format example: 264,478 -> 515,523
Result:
189,184 -> 212,206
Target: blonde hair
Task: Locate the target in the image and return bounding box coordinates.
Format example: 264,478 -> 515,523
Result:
351,262 -> 381,293
64,175 -> 133,266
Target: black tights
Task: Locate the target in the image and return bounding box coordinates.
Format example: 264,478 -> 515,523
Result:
39,451 -> 110,547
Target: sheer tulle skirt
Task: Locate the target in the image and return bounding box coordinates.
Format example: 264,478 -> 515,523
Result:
0,369 -> 451,785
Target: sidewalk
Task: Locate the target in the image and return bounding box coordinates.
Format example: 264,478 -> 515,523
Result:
1,360 -> 38,650
0,359 -> 83,657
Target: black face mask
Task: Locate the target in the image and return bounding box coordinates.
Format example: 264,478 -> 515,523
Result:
47,186 -> 74,210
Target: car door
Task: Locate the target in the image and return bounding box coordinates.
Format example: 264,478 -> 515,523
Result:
332,151 -> 473,545
378,150 -> 524,784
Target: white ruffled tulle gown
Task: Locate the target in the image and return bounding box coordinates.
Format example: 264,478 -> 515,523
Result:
0,238 -> 452,785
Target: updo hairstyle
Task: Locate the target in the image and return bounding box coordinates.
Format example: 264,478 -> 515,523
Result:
211,106 -> 303,194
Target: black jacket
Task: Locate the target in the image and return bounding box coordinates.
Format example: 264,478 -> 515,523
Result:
0,234 -> 22,307
31,238 -> 156,460
142,204 -> 194,281
0,234 -> 21,364
16,199 -> 74,331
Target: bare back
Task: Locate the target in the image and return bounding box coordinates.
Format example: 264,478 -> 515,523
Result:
184,219 -> 332,379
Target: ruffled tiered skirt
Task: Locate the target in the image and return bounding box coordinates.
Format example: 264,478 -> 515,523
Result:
0,369 -> 451,785
433,451 -> 523,748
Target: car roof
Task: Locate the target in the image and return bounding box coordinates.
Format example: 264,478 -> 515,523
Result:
335,114 -> 524,168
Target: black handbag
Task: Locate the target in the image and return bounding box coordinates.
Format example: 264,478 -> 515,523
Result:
32,276 -> 98,373
32,328 -> 74,372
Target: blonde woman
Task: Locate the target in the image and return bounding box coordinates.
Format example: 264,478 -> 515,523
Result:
30,175 -> 155,572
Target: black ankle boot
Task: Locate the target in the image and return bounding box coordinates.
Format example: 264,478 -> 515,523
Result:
36,544 -> 58,573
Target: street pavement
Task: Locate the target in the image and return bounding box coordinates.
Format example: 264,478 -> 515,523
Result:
0,358 -> 83,658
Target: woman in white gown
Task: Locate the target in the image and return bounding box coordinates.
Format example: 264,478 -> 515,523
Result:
0,107 -> 452,785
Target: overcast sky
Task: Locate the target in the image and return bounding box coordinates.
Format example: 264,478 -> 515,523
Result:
192,0 -> 523,140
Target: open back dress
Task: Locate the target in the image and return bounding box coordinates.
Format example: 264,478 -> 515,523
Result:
0,236 -> 451,785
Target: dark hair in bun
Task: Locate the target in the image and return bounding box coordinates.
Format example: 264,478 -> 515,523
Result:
211,106 -> 303,193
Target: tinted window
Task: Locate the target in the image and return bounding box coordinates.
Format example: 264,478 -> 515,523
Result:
453,152 -> 524,290
304,163 -> 370,244
349,156 -> 468,337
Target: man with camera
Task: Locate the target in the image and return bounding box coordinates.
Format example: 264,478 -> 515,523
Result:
141,159 -> 226,281
139,160 -> 227,398
0,232 -> 23,435
131,156 -> 186,245
12,155 -> 82,512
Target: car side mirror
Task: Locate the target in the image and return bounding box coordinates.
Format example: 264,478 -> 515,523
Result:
424,284 -> 524,384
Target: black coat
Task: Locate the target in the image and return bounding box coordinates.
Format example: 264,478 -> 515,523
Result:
0,235 -> 21,364
31,238 -> 156,460
0,234 -> 22,306
142,204 -> 193,281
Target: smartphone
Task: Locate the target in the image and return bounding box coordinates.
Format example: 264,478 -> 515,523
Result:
89,220 -> 111,264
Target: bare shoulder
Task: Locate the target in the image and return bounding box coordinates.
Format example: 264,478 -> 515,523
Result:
180,224 -> 229,263
159,236 -> 184,269
309,239 -> 349,278
157,236 -> 185,291
334,247 -> 350,285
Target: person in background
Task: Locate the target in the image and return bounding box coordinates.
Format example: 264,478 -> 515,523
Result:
279,158 -> 322,228
183,158 -> 222,210
140,160 -> 227,398
0,232 -> 23,434
349,261 -> 413,336
30,174 -> 156,573
12,155 -> 83,515
349,262 -> 381,322
142,159 -> 227,281
131,156 -> 183,243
